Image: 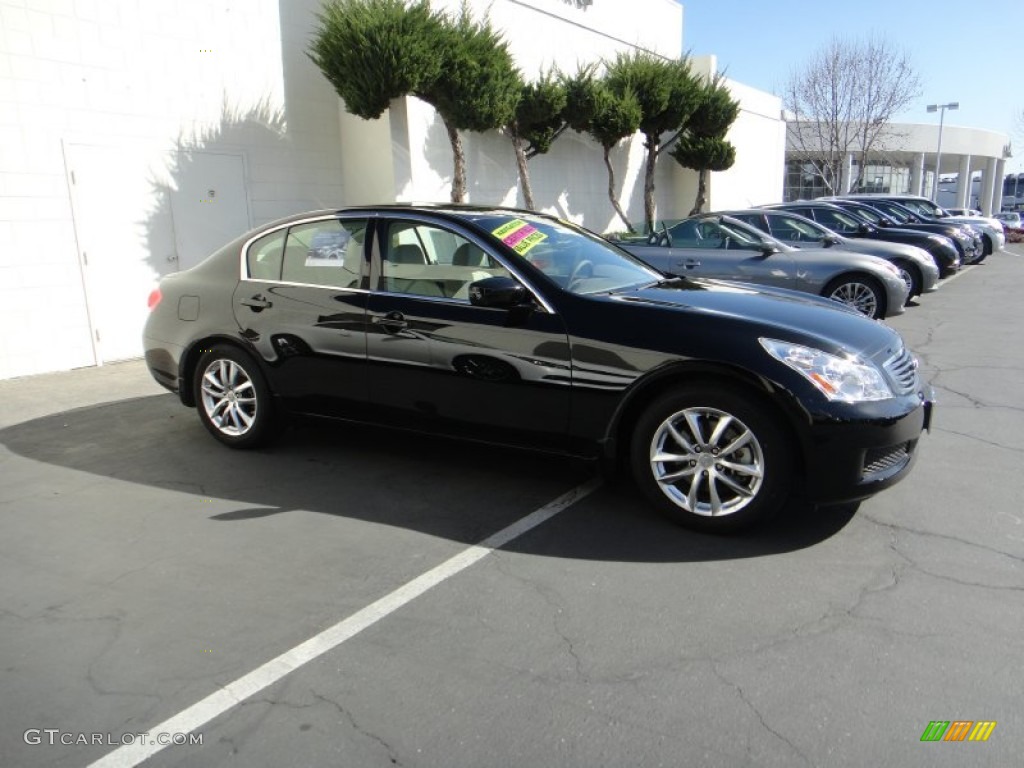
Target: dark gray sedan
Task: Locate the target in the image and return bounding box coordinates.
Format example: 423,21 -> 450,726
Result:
720,209 -> 940,299
619,215 -> 909,319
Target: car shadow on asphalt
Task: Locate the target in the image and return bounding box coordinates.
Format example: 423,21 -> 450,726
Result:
0,394 -> 859,563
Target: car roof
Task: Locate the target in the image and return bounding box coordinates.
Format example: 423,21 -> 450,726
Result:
256,203 -> 547,230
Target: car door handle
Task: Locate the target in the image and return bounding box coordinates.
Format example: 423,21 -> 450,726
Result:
240,294 -> 272,311
676,259 -> 701,269
372,311 -> 408,333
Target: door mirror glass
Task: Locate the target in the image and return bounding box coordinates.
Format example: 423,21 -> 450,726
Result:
468,276 -> 529,308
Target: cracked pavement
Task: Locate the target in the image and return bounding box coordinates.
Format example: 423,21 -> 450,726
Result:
1,248 -> 1022,767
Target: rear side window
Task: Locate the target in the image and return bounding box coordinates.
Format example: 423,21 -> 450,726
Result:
281,219 -> 368,289
246,230 -> 285,280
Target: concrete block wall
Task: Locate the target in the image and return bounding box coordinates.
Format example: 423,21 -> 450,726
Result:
0,0 -> 345,379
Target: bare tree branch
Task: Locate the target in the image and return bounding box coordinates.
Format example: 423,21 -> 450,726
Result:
784,35 -> 921,196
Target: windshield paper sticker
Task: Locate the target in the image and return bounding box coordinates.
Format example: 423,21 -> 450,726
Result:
492,219 -> 548,255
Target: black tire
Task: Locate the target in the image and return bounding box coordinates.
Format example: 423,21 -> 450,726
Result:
982,234 -> 992,257
629,385 -> 793,533
823,274 -> 885,319
193,345 -> 277,449
893,260 -> 921,299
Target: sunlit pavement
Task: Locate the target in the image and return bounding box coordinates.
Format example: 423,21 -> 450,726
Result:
1,246 -> 1022,767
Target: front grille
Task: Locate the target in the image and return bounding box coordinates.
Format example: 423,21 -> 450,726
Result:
883,347 -> 918,394
862,441 -> 914,481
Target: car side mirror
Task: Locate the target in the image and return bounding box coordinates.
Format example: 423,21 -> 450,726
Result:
468,276 -> 529,309
759,242 -> 780,256
858,223 -> 870,234
822,235 -> 838,247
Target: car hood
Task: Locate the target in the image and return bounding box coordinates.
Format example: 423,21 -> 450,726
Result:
832,237 -> 928,261
604,278 -> 901,360
942,215 -> 1001,232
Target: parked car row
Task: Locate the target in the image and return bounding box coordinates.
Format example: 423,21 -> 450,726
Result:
614,194 -> 1005,321
144,203 -> 934,534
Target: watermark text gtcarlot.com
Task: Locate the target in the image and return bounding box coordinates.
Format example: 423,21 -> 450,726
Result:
24,729 -> 202,747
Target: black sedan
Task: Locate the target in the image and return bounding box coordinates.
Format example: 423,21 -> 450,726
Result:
144,205 -> 933,532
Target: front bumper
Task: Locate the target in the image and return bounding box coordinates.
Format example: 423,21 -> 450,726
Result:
798,392 -> 933,505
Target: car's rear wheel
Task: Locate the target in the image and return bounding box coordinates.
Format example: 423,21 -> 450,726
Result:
824,275 -> 885,319
194,345 -> 276,449
630,386 -> 792,532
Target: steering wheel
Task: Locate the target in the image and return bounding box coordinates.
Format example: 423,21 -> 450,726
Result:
566,259 -> 594,291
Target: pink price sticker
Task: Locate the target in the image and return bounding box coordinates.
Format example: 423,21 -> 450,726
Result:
491,219 -> 547,255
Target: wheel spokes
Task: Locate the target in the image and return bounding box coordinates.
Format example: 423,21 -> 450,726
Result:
650,406 -> 765,518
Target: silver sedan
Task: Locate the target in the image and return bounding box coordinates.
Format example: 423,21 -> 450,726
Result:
721,208 -> 940,299
619,215 -> 909,319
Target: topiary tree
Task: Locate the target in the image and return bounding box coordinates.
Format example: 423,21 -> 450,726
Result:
307,0 -> 445,120
670,76 -> 740,214
562,66 -> 641,232
605,52 -> 702,233
506,71 -> 568,210
309,0 -> 519,204
418,5 -> 521,203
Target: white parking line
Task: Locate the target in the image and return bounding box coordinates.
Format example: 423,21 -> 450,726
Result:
87,478 -> 602,768
938,263 -> 975,286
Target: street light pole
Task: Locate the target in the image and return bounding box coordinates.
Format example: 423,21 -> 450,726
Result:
926,102 -> 959,202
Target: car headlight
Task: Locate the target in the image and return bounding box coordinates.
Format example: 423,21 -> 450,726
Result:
759,338 -> 893,403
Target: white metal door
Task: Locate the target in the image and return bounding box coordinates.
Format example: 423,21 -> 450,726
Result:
167,152 -> 251,271
65,143 -> 176,363
65,145 -> 250,363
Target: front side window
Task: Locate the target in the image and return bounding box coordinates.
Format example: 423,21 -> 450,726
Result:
378,220 -> 512,300
281,219 -> 368,289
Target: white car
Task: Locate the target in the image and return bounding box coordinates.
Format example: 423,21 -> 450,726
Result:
994,211 -> 1022,230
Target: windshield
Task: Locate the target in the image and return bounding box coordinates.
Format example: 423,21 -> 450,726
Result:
875,202 -> 910,224
851,205 -> 884,225
904,198 -> 943,218
471,214 -> 661,295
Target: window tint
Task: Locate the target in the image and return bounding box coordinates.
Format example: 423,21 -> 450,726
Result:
471,215 -> 660,294
768,214 -> 824,242
379,221 -> 511,300
670,219 -> 763,250
246,230 -> 285,280
280,219 -> 368,289
728,213 -> 765,232
812,208 -> 861,233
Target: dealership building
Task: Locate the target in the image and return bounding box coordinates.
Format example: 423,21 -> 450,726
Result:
784,121 -> 1012,212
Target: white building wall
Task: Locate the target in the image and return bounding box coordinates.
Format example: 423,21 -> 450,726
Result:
2,0 -> 785,378
379,0 -> 685,233
0,0 -> 345,379
674,57 -> 784,213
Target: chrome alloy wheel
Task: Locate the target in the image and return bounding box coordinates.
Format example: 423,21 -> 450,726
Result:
649,407 -> 765,517
200,358 -> 258,436
829,281 -> 878,317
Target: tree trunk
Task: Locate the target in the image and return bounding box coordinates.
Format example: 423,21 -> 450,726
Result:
512,134 -> 535,210
643,139 -> 658,233
689,169 -> 708,216
445,117 -> 466,204
604,145 -> 634,233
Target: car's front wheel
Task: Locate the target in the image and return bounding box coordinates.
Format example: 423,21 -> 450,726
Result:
630,386 -> 793,532
824,275 -> 885,319
194,345 -> 276,449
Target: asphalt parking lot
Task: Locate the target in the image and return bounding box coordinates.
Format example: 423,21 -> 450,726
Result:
2,246 -> 1022,768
